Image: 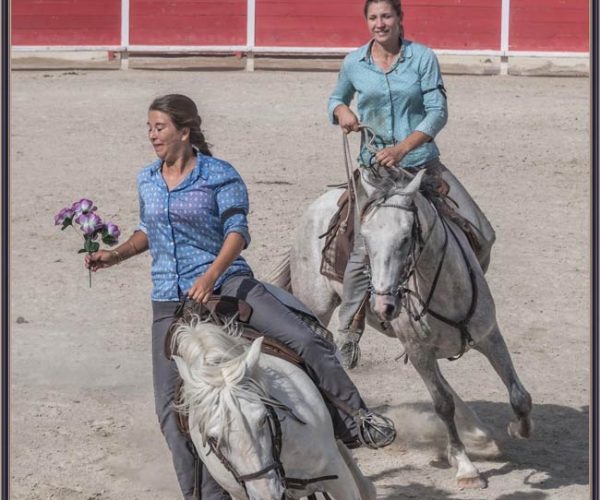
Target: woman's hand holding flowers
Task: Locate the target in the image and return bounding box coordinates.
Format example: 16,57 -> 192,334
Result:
55,198 -> 120,287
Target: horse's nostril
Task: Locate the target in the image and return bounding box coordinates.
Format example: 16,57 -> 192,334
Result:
384,304 -> 395,316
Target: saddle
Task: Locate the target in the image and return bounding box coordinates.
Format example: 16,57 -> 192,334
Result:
319,167 -> 482,284
166,295 -> 305,367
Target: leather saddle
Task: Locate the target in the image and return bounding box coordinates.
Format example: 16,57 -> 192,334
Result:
165,295 -> 304,368
166,295 -> 306,436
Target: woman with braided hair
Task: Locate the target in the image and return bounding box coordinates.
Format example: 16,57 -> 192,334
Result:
85,94 -> 396,499
329,0 -> 496,369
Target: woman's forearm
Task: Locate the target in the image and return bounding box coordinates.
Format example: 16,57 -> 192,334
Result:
396,130 -> 433,157
112,230 -> 149,263
204,232 -> 246,282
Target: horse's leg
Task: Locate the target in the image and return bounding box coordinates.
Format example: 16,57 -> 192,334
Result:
318,451 -> 363,500
409,350 -> 486,489
335,441 -> 377,500
473,326 -> 533,439
444,378 -> 501,457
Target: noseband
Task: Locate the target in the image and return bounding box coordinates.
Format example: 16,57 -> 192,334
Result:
206,400 -> 339,496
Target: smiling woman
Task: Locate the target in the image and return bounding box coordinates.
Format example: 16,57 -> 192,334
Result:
328,0 -> 497,369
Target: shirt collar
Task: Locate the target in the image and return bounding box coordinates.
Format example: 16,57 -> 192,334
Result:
149,153 -> 207,189
359,38 -> 413,65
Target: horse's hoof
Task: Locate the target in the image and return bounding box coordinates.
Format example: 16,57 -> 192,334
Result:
457,475 -> 487,490
508,418 -> 533,439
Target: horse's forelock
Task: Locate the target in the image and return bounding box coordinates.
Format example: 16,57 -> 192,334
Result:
362,168 -> 414,217
172,320 -> 269,443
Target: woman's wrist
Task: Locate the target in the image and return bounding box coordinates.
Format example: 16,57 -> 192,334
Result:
110,249 -> 124,265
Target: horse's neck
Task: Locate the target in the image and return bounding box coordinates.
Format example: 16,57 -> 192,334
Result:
413,194 -> 455,280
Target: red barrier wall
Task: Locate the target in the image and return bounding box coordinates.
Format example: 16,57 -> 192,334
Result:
510,0 -> 589,51
12,0 -> 121,45
129,0 -> 247,45
403,0 -> 501,50
11,0 -> 590,53
254,0 -> 501,50
255,1 -> 366,47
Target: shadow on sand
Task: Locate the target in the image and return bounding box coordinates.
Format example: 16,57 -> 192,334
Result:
365,400 -> 588,498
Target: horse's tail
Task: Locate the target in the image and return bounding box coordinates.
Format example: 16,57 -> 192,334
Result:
263,250 -> 292,293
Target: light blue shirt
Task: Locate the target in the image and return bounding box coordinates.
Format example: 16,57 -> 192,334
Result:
328,39 -> 448,168
137,153 -> 252,301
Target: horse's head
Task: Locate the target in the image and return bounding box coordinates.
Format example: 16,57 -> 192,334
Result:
360,169 -> 426,322
173,325 -> 288,499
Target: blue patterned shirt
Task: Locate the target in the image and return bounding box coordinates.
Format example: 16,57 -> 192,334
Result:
137,153 -> 252,301
328,39 -> 448,168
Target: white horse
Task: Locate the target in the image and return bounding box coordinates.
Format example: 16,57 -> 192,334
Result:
268,168 -> 533,489
171,317 -> 377,500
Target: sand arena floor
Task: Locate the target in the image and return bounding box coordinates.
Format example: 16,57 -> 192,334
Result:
10,69 -> 590,499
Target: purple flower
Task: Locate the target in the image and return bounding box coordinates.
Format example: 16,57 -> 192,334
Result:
71,198 -> 97,215
54,207 -> 75,226
102,222 -> 121,245
105,222 -> 120,240
76,212 -> 103,236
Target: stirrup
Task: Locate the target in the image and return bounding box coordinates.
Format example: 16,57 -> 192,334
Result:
337,331 -> 362,370
356,410 -> 396,449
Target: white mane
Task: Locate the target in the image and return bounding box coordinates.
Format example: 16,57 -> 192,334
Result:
171,317 -> 270,445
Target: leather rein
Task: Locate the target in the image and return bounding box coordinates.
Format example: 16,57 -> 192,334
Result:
205,400 -> 338,496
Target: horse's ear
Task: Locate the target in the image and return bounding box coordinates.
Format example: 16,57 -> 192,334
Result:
401,169 -> 426,197
245,336 -> 264,371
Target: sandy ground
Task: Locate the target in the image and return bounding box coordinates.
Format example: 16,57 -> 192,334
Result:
10,69 -> 590,499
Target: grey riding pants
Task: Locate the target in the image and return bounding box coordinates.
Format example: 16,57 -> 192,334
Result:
152,301 -> 231,500
218,274 -> 366,438
338,158 -> 496,333
153,274 -> 367,499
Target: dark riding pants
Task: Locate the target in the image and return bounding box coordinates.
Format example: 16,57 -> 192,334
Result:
152,301 -> 231,500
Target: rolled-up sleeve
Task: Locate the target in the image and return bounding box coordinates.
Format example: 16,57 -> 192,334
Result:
328,56 -> 356,124
414,49 -> 448,138
216,172 -> 251,248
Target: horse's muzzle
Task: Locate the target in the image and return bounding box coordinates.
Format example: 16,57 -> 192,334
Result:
371,294 -> 401,322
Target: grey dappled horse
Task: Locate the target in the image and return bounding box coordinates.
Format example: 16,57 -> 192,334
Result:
268,167 -> 532,489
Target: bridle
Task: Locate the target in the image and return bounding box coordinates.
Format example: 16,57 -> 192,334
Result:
206,399 -> 338,497
361,195 -> 425,298
362,193 -> 480,360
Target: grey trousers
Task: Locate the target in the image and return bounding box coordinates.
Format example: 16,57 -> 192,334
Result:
218,274 -> 366,440
152,301 -> 231,500
338,158 -> 496,333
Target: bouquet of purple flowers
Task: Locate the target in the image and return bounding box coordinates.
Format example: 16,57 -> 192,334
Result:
55,198 -> 120,287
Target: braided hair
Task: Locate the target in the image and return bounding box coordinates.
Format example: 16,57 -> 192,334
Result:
149,94 -> 212,156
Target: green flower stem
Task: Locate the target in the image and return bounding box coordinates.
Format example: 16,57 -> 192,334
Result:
88,252 -> 92,288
